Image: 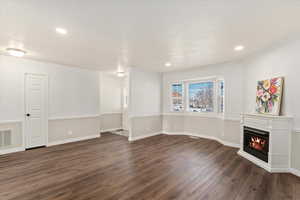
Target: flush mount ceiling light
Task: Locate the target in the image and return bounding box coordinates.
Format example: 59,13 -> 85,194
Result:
117,71 -> 125,77
234,45 -> 245,51
165,62 -> 172,67
6,48 -> 26,57
55,27 -> 68,35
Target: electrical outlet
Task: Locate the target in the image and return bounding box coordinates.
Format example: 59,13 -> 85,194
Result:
68,131 -> 73,135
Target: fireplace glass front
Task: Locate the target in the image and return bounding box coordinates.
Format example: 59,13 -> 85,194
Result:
243,126 -> 269,162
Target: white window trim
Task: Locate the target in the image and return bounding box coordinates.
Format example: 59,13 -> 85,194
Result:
216,79 -> 225,118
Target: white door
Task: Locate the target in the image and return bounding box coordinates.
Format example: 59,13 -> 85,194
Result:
25,74 -> 48,149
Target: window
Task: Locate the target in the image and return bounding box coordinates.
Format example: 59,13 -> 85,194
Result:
171,83 -> 184,112
188,82 -> 214,112
170,78 -> 224,114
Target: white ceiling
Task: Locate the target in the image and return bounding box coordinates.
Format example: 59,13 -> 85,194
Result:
1,0 -> 300,72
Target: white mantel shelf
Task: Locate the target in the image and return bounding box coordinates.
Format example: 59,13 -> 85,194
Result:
241,113 -> 293,120
238,113 -> 293,174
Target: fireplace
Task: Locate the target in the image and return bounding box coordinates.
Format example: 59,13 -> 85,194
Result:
243,126 -> 269,162
239,114 -> 292,173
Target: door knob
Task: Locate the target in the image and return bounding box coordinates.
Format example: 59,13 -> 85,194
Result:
26,113 -> 31,117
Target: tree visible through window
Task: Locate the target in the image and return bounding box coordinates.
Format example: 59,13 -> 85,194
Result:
171,83 -> 184,112
188,82 -> 214,112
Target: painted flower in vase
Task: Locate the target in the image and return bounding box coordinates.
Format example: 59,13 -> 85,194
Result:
263,80 -> 271,90
256,77 -> 283,115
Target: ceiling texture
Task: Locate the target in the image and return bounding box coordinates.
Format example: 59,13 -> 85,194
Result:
1,0 -> 300,72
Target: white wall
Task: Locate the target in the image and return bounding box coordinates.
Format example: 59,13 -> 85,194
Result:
0,55 -> 99,121
243,38 -> 300,128
129,68 -> 162,117
99,72 -> 123,131
0,55 -> 100,149
128,68 -> 162,140
99,72 -> 123,114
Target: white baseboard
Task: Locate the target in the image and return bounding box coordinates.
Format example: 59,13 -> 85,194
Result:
162,131 -> 186,136
47,134 -> 100,147
290,168 -> 300,177
129,132 -> 162,142
238,150 -> 271,172
163,131 -> 240,148
238,150 -> 300,177
112,131 -> 129,137
270,168 -> 291,173
0,146 -> 25,155
222,141 -> 240,148
100,128 -> 122,133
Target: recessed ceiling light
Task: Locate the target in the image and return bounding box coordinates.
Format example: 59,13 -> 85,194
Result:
165,62 -> 172,67
6,48 -> 26,57
117,71 -> 125,77
234,45 -> 244,51
55,28 -> 68,35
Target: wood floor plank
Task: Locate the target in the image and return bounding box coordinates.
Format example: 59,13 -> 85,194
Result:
0,133 -> 299,200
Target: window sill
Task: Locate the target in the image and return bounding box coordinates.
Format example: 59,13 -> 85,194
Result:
164,112 -> 225,119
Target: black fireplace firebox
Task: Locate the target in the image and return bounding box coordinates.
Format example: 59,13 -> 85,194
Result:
243,126 -> 269,162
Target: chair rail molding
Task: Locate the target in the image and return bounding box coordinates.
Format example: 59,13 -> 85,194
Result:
48,114 -> 100,121
294,128 -> 300,134
0,120 -> 23,124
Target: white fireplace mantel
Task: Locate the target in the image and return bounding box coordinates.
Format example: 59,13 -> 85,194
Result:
238,113 -> 293,173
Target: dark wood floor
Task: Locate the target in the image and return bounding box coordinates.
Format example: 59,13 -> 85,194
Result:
0,133 -> 299,200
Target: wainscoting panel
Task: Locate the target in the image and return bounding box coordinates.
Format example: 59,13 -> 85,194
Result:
49,116 -> 100,144
221,119 -> 241,145
130,115 -> 162,141
162,114 -> 240,148
0,121 -> 23,154
100,113 -> 122,132
163,115 -> 184,133
291,132 -> 300,172
184,116 -> 222,139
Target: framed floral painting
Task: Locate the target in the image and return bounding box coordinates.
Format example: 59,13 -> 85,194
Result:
256,77 -> 284,115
